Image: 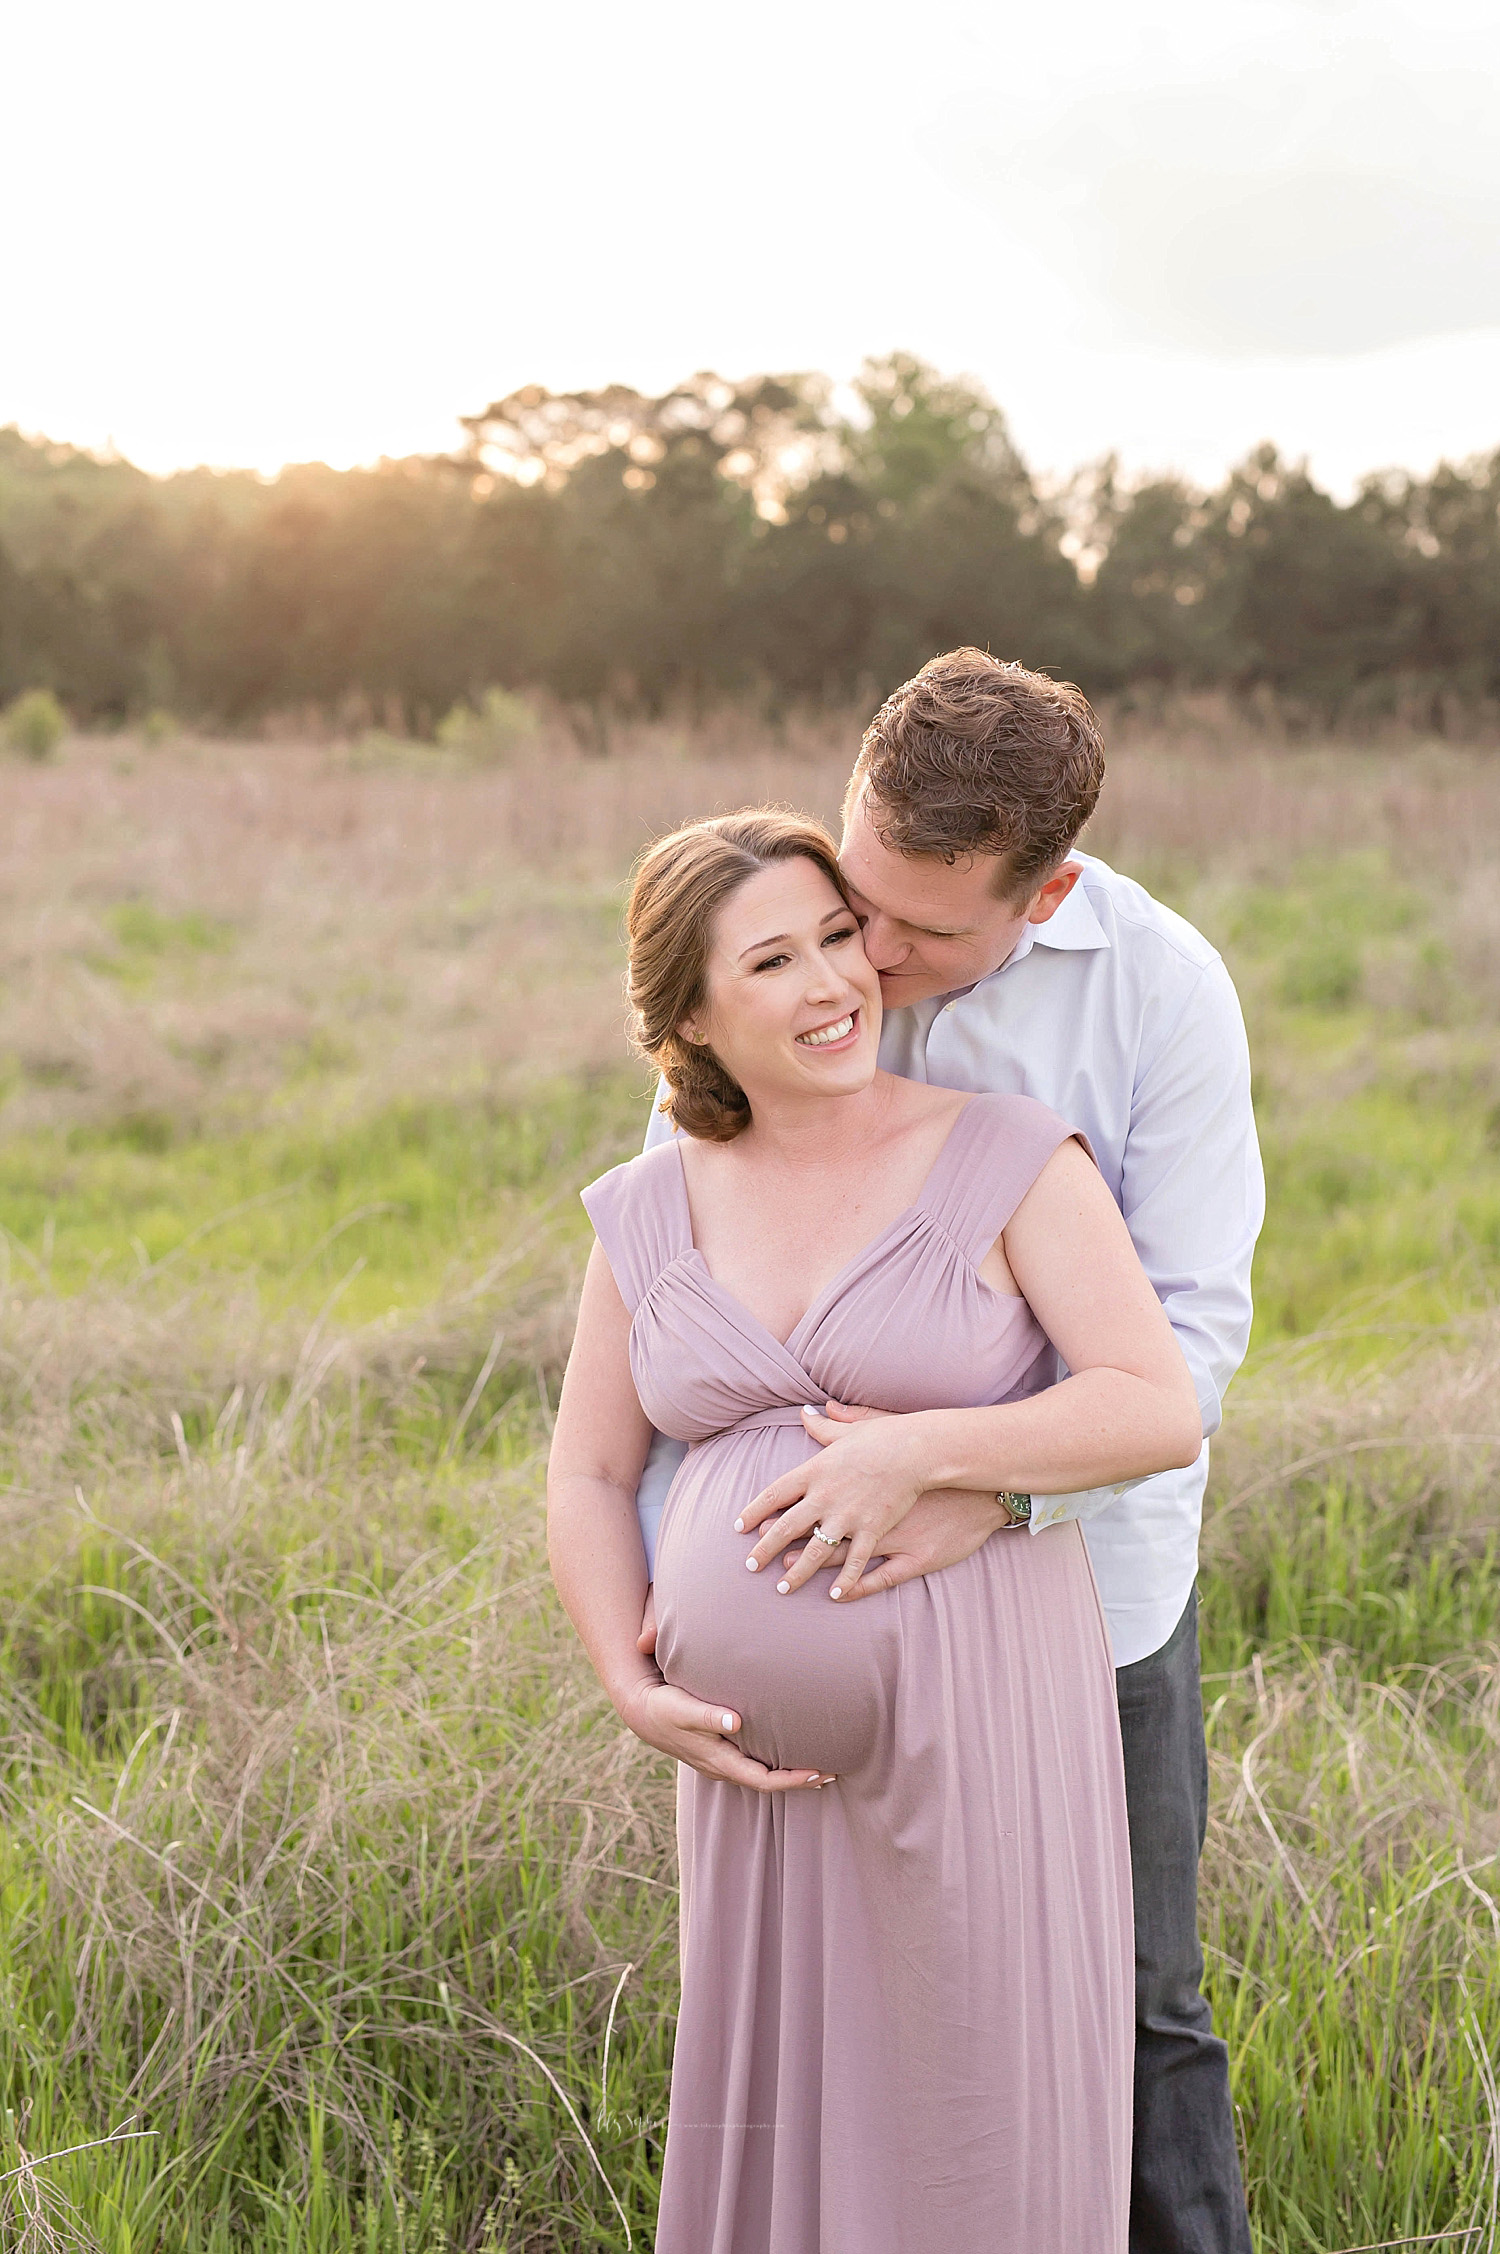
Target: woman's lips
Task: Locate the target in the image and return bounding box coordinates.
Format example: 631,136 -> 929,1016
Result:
794,1009 -> 860,1052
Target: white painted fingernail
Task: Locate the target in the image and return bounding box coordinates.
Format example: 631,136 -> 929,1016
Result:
830,1586 -> 842,1599
776,1579 -> 790,1594
802,1404 -> 819,1413
745,1557 -> 759,1571
733,1517 -> 744,1531
721,1712 -> 735,1730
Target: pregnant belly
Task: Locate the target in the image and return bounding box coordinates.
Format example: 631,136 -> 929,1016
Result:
652,1419 -> 901,1778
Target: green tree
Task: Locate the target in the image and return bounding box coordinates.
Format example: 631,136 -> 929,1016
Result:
2,383 -> 1498,731
3,686 -> 67,758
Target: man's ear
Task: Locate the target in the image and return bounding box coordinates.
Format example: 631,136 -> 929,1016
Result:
1026,861 -> 1083,927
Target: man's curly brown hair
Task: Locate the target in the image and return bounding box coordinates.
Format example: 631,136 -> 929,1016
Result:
845,649 -> 1105,900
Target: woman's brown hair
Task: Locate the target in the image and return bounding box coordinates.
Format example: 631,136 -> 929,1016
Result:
626,808 -> 853,1142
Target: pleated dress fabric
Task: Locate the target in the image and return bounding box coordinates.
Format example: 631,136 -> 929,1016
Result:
581,1093 -> 1133,2254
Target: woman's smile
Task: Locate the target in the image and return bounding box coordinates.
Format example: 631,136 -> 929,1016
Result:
795,1009 -> 861,1051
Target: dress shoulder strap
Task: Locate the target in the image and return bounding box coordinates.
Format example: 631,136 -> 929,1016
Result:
579,1140 -> 693,1314
920,1093 -> 1096,1262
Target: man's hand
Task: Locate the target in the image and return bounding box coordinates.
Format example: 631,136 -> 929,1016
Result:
617,1676 -> 835,1792
775,1483 -> 1015,1600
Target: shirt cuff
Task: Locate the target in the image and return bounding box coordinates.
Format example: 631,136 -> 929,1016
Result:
1029,1476 -> 1147,1531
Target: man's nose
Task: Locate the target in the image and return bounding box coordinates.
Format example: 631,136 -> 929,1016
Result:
859,915 -> 909,971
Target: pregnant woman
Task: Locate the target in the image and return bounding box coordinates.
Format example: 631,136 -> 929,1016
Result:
547,810 -> 1204,2253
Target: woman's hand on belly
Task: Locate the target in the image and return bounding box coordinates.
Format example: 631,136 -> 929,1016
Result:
736,1400 -> 934,1599
776,1484 -> 1015,1600
619,1677 -> 836,1793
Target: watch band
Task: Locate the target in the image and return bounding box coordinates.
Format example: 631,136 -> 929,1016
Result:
996,1490 -> 1033,1527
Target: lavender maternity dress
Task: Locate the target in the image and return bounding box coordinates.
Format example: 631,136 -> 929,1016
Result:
581,1094 -> 1133,2254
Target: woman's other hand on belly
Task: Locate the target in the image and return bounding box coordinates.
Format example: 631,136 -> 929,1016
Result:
618,1677 -> 837,1793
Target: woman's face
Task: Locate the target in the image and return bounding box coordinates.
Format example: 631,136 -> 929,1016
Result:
682,858 -> 882,1115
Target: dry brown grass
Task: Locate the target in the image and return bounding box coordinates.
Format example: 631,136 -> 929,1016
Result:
6,717 -> 1500,1147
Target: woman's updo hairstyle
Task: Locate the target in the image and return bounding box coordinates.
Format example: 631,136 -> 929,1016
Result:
626,808 -> 854,1143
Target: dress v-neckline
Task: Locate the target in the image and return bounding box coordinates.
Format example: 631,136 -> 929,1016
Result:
669,1097 -> 983,1358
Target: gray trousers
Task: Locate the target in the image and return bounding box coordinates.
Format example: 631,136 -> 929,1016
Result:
1116,1589 -> 1254,2254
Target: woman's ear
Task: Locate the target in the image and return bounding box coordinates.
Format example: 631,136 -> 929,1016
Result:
678,1020 -> 704,1047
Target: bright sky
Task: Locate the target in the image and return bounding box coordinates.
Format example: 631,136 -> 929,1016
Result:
6,0 -> 1500,494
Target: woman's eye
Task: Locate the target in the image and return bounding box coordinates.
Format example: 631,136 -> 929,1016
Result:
753,953 -> 791,972
823,925 -> 857,946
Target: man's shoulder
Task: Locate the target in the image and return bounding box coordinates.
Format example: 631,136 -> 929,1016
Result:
641,1085 -> 679,1155
1071,853 -> 1223,982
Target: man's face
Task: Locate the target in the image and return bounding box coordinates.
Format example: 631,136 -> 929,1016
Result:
837,791 -> 1081,1011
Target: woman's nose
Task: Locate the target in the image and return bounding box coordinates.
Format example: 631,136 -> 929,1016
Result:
804,951 -> 850,998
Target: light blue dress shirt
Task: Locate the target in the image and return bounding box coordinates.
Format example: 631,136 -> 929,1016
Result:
630,851 -> 1264,1666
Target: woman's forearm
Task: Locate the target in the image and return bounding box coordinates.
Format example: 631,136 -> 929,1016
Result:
914,1367 -> 1204,1497
547,1472 -> 662,1714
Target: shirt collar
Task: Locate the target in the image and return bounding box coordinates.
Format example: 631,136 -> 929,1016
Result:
987,864 -> 1110,978
905,866 -> 1111,1029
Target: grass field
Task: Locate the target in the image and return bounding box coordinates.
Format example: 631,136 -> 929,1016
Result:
2,720 -> 1500,2251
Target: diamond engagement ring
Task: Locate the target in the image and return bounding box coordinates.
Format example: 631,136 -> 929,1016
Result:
812,1523 -> 841,1547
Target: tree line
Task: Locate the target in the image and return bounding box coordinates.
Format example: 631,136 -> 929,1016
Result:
2,354 -> 1498,732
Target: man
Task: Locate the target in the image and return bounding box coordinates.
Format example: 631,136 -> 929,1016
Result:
635,648 -> 1264,2254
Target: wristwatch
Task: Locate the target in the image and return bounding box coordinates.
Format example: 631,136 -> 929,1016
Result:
996,1491 -> 1032,1528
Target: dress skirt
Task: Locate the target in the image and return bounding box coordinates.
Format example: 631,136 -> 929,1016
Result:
651,1418 -> 1133,2254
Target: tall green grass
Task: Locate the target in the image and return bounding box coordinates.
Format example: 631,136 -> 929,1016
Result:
2,1338 -> 1497,2252
2,808 -> 1500,2249
0,1410 -> 679,2250
0,1076 -> 639,1318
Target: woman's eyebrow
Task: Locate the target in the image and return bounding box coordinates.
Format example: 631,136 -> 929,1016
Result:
737,907 -> 848,960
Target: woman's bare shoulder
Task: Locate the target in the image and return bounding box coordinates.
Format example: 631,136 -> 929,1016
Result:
872,1071 -> 972,1129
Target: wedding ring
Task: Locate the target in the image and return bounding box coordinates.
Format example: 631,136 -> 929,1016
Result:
812,1523 -> 841,1547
